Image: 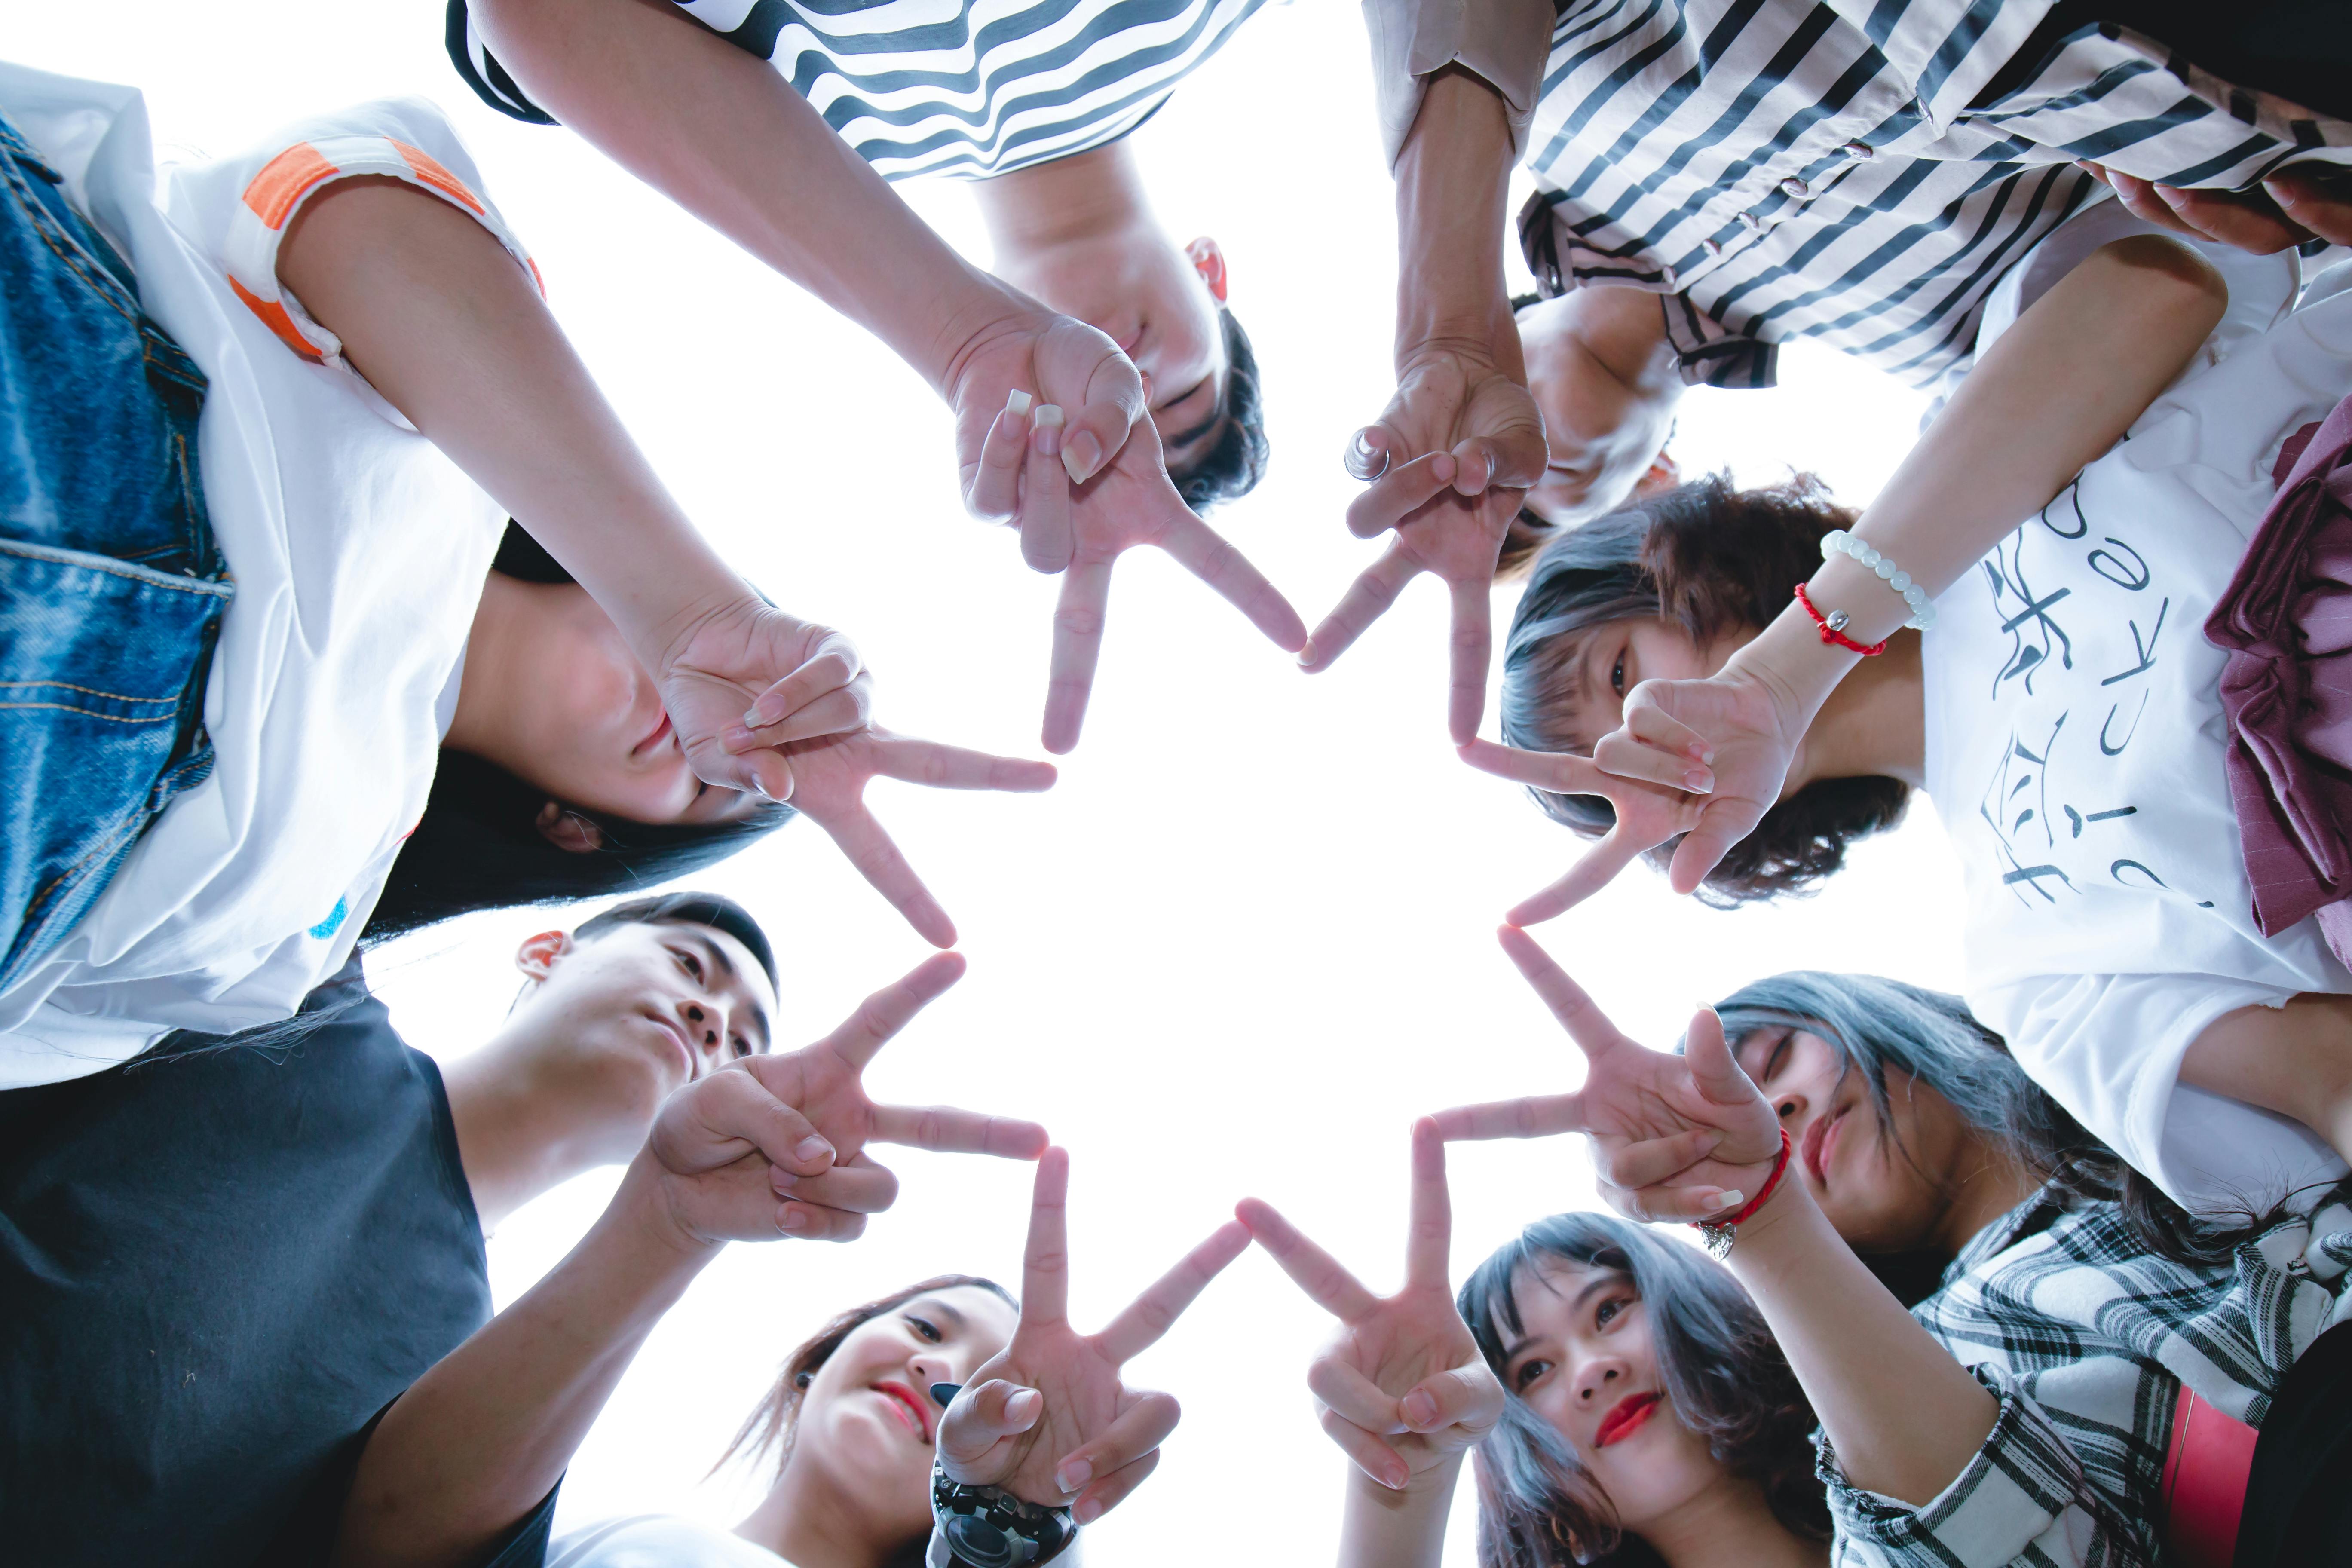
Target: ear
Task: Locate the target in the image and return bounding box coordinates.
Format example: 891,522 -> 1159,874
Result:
1184,236 -> 1228,304
515,928 -> 574,983
1635,449 -> 1682,498
535,800 -> 606,854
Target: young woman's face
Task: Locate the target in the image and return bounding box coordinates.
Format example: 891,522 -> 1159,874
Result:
1547,619 -> 1746,754
998,233 -> 1232,475
795,1286 -> 1020,1538
1498,1258 -> 1729,1535
508,919 -> 776,1133
469,578 -> 763,833
1731,1025 -> 1978,1253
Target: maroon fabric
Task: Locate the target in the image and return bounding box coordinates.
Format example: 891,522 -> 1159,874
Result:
2205,398 -> 2352,966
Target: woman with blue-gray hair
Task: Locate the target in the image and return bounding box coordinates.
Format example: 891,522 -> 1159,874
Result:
1236,1121 -> 1828,1568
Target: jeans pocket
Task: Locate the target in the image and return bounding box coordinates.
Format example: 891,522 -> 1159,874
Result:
0,539 -> 233,991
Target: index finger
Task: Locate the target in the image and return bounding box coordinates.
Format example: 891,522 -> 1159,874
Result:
1455,738 -> 1609,795
865,735 -> 1058,793
1042,557 -> 1115,756
809,800 -> 957,948
1155,511 -> 1308,654
1344,450 -> 1458,539
1403,1118 -> 1452,1289
1233,1197 -> 1379,1322
1094,1219 -> 1248,1364
1497,925 -> 1625,1057
1446,572 -> 1494,746
1017,407 -> 1075,573
1506,825 -> 1648,926
1021,1146 -> 1073,1328
817,951 -> 968,1069
1427,1092 -> 1586,1143
872,1100 -> 1050,1160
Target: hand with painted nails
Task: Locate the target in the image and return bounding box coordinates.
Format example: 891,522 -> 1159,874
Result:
963,355 -> 1307,753
1312,341 -> 1547,744
1458,650 -> 1809,922
1237,1119 -> 1504,1497
1433,928 -> 1782,1225
638,952 -> 1049,1250
756,725 -> 1057,947
938,1149 -> 1247,1522
2081,160 -> 2352,255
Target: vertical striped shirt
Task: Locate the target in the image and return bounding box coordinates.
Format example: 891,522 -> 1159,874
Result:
448,0 -> 1270,180
1515,1 -> 2352,390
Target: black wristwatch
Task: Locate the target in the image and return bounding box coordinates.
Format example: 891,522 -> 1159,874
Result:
926,1462 -> 1078,1568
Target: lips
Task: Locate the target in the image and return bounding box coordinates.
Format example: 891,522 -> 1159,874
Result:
1595,1391 -> 1660,1448
1803,1106 -> 1847,1187
634,709 -> 673,758
874,1381 -> 933,1443
645,1013 -> 695,1080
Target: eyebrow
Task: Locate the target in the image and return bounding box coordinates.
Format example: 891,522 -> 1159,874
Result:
1159,375 -> 1221,454
686,931 -> 770,1050
909,1295 -> 969,1331
1497,1274 -> 1621,1362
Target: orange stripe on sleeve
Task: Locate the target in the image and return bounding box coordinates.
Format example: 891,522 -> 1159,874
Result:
390,141 -> 487,216
525,256 -> 545,297
241,142 -> 341,230
228,277 -> 325,363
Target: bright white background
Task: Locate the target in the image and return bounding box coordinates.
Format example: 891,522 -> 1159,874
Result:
18,3 -> 1960,1560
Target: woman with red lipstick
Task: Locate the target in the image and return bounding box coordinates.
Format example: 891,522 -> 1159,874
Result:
1440,928 -> 2352,1566
1243,1121 -> 1826,1568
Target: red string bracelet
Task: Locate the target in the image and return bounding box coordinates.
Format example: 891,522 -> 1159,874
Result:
1794,583 -> 1888,657
1692,1128 -> 1793,1258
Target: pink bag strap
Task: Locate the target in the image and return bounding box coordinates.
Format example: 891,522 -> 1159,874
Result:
2160,1382 -> 2260,1568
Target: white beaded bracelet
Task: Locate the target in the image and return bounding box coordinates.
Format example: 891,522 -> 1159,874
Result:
1819,529 -> 1936,631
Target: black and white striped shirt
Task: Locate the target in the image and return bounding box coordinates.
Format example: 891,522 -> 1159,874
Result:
448,0 -> 1270,180
1513,1 -> 2352,390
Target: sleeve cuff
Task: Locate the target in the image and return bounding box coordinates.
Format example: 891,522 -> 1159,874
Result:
471,1479 -> 562,1568
217,114 -> 538,395
1820,1366 -> 2086,1568
1364,0 -> 1553,168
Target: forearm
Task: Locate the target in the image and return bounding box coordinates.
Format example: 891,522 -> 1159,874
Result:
1337,1464 -> 1458,1568
1736,234 -> 2229,712
1725,1185 -> 1997,1507
277,176 -> 750,669
332,1164 -> 720,1568
2180,993 -> 2352,1153
1393,65 -> 1519,365
474,0 -> 1014,392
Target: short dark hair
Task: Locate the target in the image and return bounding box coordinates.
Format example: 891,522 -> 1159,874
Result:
1498,474 -> 1909,905
574,891 -> 778,995
1167,307 -> 1268,513
1460,1212 -> 1828,1567
359,523 -> 794,944
1709,971 -> 2271,1285
717,1274 -> 1016,1567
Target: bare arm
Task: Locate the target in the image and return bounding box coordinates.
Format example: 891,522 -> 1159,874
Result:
2180,993 -> 2352,1168
1338,1466 -> 1458,1568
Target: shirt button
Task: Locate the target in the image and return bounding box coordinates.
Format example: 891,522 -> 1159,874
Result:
1843,140 -> 1875,159
1657,264 -> 1678,288
1739,210 -> 1764,230
1702,236 -> 1724,257
1779,176 -> 1810,199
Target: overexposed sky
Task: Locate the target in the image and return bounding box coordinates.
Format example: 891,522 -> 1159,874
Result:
19,3 -> 1959,1559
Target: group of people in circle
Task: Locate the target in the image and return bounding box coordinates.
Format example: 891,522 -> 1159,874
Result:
8,0 -> 2352,1565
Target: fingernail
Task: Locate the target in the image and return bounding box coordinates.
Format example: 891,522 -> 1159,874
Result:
780,1207 -> 810,1233
929,1382 -> 962,1408
723,725 -> 755,750
1401,1390 -> 1437,1429
1690,742 -> 1714,764
1382,1466 -> 1409,1491
795,1136 -> 833,1166
1057,1459 -> 1093,1493
1295,640 -> 1317,668
1034,402 -> 1065,430
1063,431 -> 1102,484
1033,407 -> 1063,459
1703,1129 -> 1725,1148
1714,1190 -> 1745,1211
770,1168 -> 797,1191
1008,1387 -> 1042,1421
1073,1498 -> 1103,1526
1005,388 -> 1033,418
1684,769 -> 1714,793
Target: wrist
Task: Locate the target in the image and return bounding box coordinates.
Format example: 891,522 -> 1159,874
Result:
1351,1454 -> 1462,1510
606,1154 -> 730,1277
1715,1166 -> 1820,1276
926,271 -> 1054,405
1730,606 -> 1857,731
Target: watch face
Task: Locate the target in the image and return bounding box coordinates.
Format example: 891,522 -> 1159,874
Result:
944,1513 -> 1030,1568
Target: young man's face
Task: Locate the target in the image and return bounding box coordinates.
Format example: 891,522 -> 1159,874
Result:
508,919 -> 778,1123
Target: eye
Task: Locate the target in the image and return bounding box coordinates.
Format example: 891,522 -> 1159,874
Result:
1513,1357 -> 1553,1392
1610,649 -> 1627,697
731,1035 -> 750,1058
672,948 -> 704,981
906,1314 -> 943,1343
1595,1296 -> 1625,1329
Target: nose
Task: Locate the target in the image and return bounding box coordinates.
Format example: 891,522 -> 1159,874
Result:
912,1352 -> 955,1400
674,991 -> 731,1061
1573,1353 -> 1629,1406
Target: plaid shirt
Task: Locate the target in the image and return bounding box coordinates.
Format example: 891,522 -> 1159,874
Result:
1822,1180 -> 2352,1568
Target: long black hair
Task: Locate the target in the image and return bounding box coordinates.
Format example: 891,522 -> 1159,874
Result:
1498,475 -> 1909,906
361,523 -> 793,943
1459,1213 -> 1828,1567
1709,971 -> 2266,1288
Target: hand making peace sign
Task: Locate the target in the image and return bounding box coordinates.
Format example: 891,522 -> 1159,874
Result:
1433,928 -> 1782,1223
938,1149 -> 1248,1523
1237,1118 -> 1505,1493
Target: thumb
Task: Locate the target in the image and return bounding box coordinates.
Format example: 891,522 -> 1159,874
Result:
1400,1363 -> 1505,1439
940,1379 -> 1043,1472
1685,1007 -> 1763,1114
685,734 -> 796,806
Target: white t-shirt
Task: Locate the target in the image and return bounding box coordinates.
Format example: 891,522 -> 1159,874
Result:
0,65 -> 528,1086
1922,217 -> 2352,1216
547,1516 -> 790,1568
